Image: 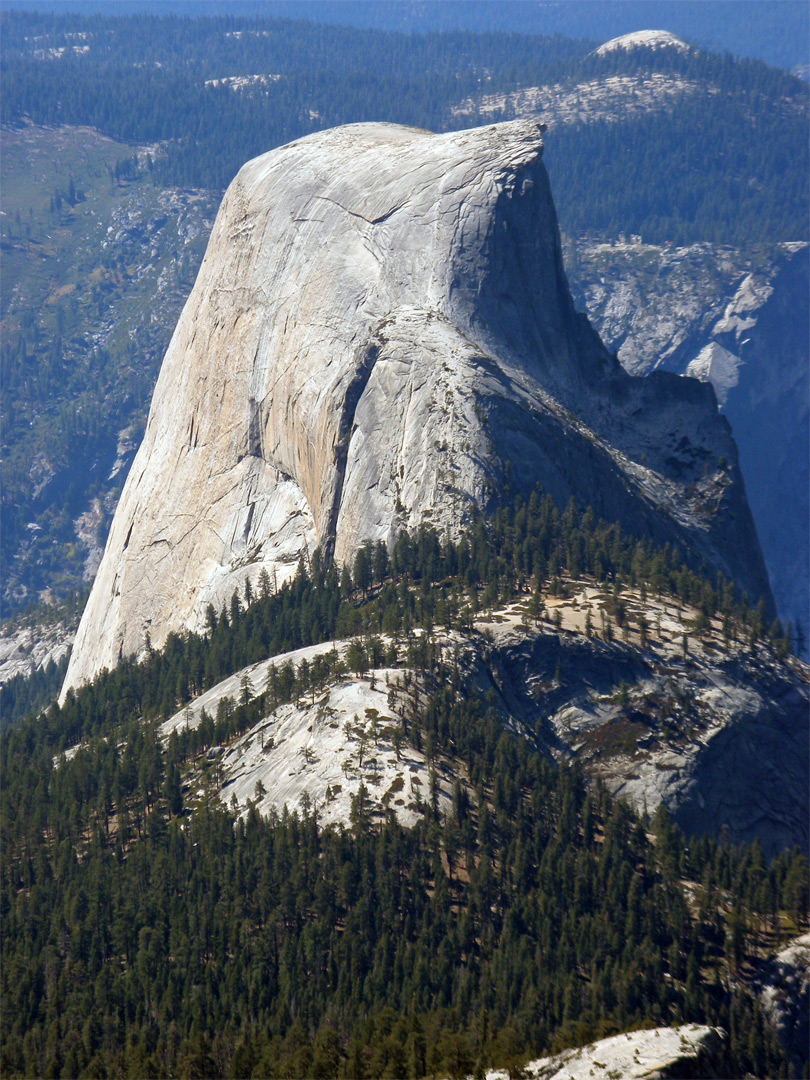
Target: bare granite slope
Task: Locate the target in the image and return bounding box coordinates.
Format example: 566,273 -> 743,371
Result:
56,585 -> 807,856
62,120 -> 771,696
495,1023 -> 726,1080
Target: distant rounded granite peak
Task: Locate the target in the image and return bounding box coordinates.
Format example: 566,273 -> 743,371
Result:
594,30 -> 691,56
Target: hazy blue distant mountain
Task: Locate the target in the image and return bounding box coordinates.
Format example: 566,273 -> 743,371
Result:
5,0 -> 808,72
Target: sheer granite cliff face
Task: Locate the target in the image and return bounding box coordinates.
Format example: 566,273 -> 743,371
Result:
62,121 -> 771,695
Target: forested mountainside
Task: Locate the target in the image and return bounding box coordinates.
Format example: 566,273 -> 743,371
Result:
3,495 -> 808,1078
2,9 -> 806,237
232,0 -> 810,73
9,0 -> 810,72
0,124 -> 219,623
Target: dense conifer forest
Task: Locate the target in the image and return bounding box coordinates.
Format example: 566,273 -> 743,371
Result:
2,492 -> 807,1077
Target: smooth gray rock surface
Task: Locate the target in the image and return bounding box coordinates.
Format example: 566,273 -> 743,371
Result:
487,1024 -> 726,1080
62,120 -> 771,695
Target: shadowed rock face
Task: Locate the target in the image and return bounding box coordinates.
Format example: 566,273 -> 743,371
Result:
566,239 -> 809,651
62,120 -> 771,695
754,932 -> 810,1077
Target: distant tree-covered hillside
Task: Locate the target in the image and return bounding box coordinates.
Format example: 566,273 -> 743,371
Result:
2,8 -> 807,244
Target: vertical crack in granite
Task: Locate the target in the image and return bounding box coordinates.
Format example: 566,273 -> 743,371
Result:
325,339 -> 381,559
245,397 -> 263,461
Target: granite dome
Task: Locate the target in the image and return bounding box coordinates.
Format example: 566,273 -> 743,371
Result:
62,120 -> 770,695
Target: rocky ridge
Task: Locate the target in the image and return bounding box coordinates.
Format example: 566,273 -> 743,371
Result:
62,119 -> 771,697
159,640 -> 453,832
0,621 -> 73,686
452,73 -> 701,129
54,580 -> 806,855
477,597 -> 809,857
487,1024 -> 725,1080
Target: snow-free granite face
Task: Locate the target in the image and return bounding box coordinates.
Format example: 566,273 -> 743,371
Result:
491,1024 -> 726,1080
62,120 -> 771,695
594,30 -> 690,57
